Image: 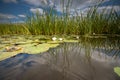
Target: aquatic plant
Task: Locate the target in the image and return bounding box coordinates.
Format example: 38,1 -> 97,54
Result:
0,0 -> 120,36
114,67 -> 120,76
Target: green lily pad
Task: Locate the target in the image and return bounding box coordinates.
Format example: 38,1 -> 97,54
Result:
0,43 -> 59,61
114,67 -> 120,76
0,35 -> 80,61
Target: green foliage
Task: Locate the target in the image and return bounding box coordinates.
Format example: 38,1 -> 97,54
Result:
114,67 -> 120,76
0,1 -> 120,36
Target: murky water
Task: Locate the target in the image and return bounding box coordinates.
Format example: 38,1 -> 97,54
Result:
0,37 -> 120,80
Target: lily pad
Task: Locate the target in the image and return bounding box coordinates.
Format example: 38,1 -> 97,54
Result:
114,67 -> 120,76
0,43 -> 59,61
0,35 -> 80,61
20,43 -> 59,54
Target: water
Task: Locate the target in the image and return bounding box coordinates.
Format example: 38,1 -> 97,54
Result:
0,37 -> 120,80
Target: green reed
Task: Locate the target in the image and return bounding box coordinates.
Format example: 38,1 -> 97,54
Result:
0,0 -> 120,36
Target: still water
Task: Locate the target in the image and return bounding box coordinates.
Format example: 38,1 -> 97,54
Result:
0,37 -> 120,80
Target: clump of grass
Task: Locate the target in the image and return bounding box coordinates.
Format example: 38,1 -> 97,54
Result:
0,23 -> 29,35
0,0 -> 120,36
25,5 -> 120,35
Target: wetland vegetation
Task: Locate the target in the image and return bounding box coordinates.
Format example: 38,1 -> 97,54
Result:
0,0 -> 120,80
0,2 -> 120,36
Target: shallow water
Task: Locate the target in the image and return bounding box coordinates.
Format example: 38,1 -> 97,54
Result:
0,37 -> 120,80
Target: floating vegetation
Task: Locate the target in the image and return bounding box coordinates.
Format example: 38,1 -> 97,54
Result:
0,35 -> 80,61
114,67 -> 120,76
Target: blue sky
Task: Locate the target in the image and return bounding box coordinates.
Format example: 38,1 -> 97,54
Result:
0,0 -> 120,23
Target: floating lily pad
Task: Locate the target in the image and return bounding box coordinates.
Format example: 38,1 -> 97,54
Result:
20,43 -> 59,54
114,67 -> 120,76
0,35 -> 80,61
0,43 -> 59,61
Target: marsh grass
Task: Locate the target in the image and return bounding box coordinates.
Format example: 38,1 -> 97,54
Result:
0,1 -> 120,36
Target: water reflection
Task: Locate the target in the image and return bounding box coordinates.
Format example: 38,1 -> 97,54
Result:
79,38 -> 120,58
0,38 -> 120,80
48,42 -> 120,80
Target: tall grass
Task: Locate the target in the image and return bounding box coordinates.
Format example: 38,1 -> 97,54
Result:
0,23 -> 30,35
25,5 -> 120,35
0,1 -> 120,36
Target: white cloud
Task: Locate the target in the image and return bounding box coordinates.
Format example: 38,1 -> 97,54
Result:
0,13 -> 18,23
74,5 -> 120,17
95,5 -> 120,14
24,0 -> 48,6
24,0 -> 98,14
0,13 -> 18,19
18,14 -> 26,18
98,6 -> 120,11
24,0 -> 113,14
48,0 -> 54,7
30,8 -> 44,14
13,21 -> 25,23
3,0 -> 18,3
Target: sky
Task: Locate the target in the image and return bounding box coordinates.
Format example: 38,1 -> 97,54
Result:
0,0 -> 120,23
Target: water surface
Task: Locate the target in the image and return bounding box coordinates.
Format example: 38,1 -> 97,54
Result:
0,37 -> 120,80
